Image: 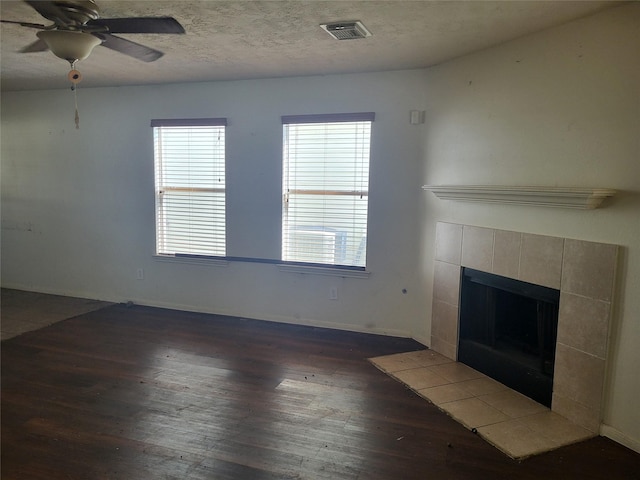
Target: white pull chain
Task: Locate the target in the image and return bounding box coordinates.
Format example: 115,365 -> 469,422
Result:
68,64 -> 82,129
74,84 -> 80,129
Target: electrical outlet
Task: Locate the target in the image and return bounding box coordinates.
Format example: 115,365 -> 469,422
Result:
329,286 -> 338,300
136,268 -> 144,280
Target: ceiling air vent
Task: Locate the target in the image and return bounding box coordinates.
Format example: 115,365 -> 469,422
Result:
320,21 -> 371,40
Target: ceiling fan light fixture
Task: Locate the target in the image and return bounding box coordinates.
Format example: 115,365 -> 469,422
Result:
37,30 -> 101,62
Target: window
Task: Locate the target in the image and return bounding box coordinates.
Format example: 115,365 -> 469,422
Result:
152,118 -> 226,257
282,113 -> 374,268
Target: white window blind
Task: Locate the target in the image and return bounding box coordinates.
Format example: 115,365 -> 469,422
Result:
282,112 -> 374,268
152,118 -> 226,257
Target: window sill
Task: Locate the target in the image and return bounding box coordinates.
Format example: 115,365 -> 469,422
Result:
277,264 -> 370,278
153,254 -> 229,267
153,254 -> 370,278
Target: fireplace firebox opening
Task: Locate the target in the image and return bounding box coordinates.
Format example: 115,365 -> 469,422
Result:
458,268 -> 560,407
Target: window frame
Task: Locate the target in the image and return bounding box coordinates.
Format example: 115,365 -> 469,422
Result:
151,117 -> 227,259
281,112 -> 375,270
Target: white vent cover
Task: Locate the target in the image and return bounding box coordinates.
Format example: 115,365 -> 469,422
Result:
320,21 -> 371,40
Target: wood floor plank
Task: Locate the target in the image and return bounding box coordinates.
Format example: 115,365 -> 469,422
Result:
2,303 -> 639,479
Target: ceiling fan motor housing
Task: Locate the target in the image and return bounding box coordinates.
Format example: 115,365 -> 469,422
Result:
48,0 -> 100,26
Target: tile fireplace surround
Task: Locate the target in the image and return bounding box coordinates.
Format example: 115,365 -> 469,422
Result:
431,222 -> 618,433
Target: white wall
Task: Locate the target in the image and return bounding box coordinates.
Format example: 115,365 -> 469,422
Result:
419,3 -> 639,450
1,70 -> 428,338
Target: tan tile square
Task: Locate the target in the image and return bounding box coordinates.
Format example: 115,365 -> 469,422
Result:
393,367 -> 451,390
557,293 -> 611,359
519,233 -> 564,289
462,226 -> 494,271
553,343 -> 605,411
403,349 -> 453,367
477,419 -> 553,459
561,239 -> 618,302
492,230 -> 521,279
479,390 -> 548,418
370,350 -> 453,375
369,352 -> 426,373
430,362 -> 484,383
430,336 -> 457,361
440,397 -> 509,428
519,411 -> 595,446
435,222 -> 462,265
551,394 -> 600,433
418,383 -> 474,405
458,377 -> 509,396
433,261 -> 461,305
431,300 -> 459,346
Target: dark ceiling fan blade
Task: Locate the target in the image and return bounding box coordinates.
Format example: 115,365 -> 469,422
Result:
19,38 -> 49,53
95,33 -> 163,62
87,17 -> 185,34
24,0 -> 74,25
0,19 -> 47,29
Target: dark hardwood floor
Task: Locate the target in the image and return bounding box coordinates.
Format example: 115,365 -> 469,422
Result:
2,304 -> 639,479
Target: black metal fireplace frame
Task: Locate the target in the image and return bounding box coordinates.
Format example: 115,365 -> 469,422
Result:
458,268 -> 560,407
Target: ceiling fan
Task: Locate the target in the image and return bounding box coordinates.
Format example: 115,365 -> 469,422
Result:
1,0 -> 185,64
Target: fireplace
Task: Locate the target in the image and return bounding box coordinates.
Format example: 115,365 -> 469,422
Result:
430,222 -> 618,432
458,268 -> 559,407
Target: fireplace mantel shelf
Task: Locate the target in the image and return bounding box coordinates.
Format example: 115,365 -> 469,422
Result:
422,185 -> 616,209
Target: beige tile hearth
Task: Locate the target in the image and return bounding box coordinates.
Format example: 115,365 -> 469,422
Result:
369,349 -> 595,460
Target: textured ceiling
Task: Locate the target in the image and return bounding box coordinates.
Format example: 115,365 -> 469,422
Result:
0,0 -> 620,91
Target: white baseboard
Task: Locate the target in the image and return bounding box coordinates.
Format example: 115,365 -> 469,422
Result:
138,296 -> 414,339
411,334 -> 430,349
1,284 -> 412,338
600,424 -> 640,453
